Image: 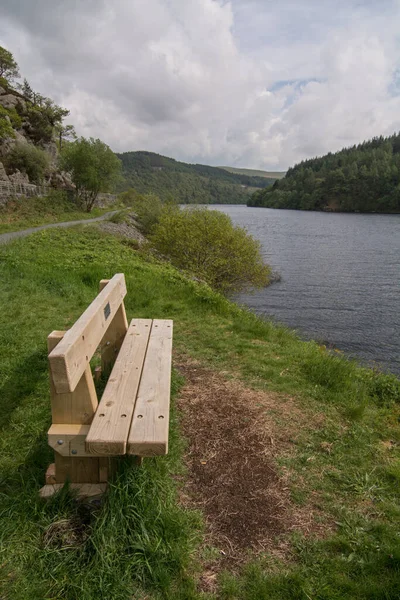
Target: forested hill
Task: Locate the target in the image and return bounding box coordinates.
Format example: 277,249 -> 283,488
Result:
116,151 -> 276,204
248,133 -> 400,213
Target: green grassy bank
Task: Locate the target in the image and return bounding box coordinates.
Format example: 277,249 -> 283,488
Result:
0,193 -> 119,233
0,226 -> 399,599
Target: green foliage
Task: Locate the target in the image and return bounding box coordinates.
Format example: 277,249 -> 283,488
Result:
0,105 -> 22,139
117,150 -> 274,205
0,45 -> 19,83
132,192 -> 165,234
5,142 -> 50,183
7,107 -> 22,129
55,123 -> 76,150
19,78 -> 33,100
249,132 -> 400,213
0,106 -> 16,139
151,206 -> 271,293
60,137 -> 122,211
23,97 -> 69,144
117,187 -> 142,205
361,369 -> 400,406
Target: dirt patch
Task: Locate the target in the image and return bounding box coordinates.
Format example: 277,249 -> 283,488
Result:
43,517 -> 89,549
176,358 -> 328,568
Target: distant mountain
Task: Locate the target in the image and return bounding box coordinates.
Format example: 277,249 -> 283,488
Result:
219,166 -> 286,179
116,151 -> 276,204
249,133 -> 400,213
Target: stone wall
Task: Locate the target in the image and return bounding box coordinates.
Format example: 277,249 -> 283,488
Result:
0,180 -> 50,206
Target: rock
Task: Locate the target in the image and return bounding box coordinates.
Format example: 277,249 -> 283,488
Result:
14,130 -> 29,144
0,94 -> 26,111
42,141 -> 59,161
0,86 -> 6,96
0,129 -> 30,159
0,161 -> 9,182
0,94 -> 19,109
48,170 -> 74,190
8,169 -> 30,184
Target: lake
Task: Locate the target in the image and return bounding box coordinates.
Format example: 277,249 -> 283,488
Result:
211,205 -> 400,375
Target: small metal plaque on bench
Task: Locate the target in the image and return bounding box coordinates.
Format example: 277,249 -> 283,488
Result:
104,302 -> 111,320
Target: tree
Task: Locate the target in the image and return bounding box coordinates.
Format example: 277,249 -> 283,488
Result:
0,46 -> 19,83
19,78 -> 33,101
23,97 -> 70,143
60,137 -> 122,211
151,206 -> 270,294
55,123 -> 76,150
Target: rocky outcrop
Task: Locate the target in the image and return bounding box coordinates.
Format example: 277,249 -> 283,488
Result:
0,129 -> 30,160
48,170 -> 74,189
0,94 -> 26,111
0,161 -> 9,182
8,169 -> 30,184
0,85 -> 74,195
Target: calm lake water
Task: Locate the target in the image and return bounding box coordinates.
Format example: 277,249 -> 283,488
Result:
212,205 -> 400,375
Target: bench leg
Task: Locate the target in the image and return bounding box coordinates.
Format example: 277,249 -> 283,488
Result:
54,454 -> 100,484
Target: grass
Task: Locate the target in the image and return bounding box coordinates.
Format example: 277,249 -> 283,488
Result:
0,192 -> 123,233
0,226 -> 399,599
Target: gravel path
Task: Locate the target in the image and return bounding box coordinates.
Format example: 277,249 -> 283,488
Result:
0,211 -> 118,245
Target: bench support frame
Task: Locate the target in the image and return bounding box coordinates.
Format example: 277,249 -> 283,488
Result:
40,274 -> 172,500
40,277 -> 128,499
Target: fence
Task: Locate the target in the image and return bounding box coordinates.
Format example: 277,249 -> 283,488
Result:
0,180 -> 50,202
0,181 -> 117,207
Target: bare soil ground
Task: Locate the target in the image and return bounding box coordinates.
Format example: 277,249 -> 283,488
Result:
175,356 -> 330,587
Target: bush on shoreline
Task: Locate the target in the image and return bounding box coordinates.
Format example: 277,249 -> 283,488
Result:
150,205 -> 271,294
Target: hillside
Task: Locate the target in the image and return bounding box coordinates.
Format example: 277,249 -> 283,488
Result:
0,77 -> 72,191
249,133 -> 400,213
220,165 -> 286,179
117,151 -> 275,204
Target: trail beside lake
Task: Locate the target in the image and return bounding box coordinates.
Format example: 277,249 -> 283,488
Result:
0,210 -> 119,244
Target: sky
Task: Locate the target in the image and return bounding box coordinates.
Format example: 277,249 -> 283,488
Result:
1,0 -> 400,170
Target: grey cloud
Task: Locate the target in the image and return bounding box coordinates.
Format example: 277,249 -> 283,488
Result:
1,0 -> 400,170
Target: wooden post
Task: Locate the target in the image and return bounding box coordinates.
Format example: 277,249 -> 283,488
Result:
99,279 -> 128,376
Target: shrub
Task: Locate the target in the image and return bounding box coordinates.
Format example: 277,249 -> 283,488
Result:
5,142 -> 50,183
151,206 -> 270,293
118,188 -> 142,206
0,106 -> 15,139
362,370 -> 400,406
132,193 -> 164,234
0,106 -> 22,139
0,76 -> 9,89
109,210 -> 130,224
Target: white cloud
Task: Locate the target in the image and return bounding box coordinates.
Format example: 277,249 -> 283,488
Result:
1,0 -> 400,169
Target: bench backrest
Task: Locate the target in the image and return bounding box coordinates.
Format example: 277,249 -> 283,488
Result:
49,273 -> 127,394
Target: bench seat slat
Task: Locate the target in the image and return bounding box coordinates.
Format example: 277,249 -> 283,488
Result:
127,319 -> 173,456
85,319 -> 152,455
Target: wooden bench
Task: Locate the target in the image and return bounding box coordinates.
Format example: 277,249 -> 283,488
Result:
40,273 -> 173,499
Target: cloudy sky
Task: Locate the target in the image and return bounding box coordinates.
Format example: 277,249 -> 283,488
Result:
1,0 -> 400,170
